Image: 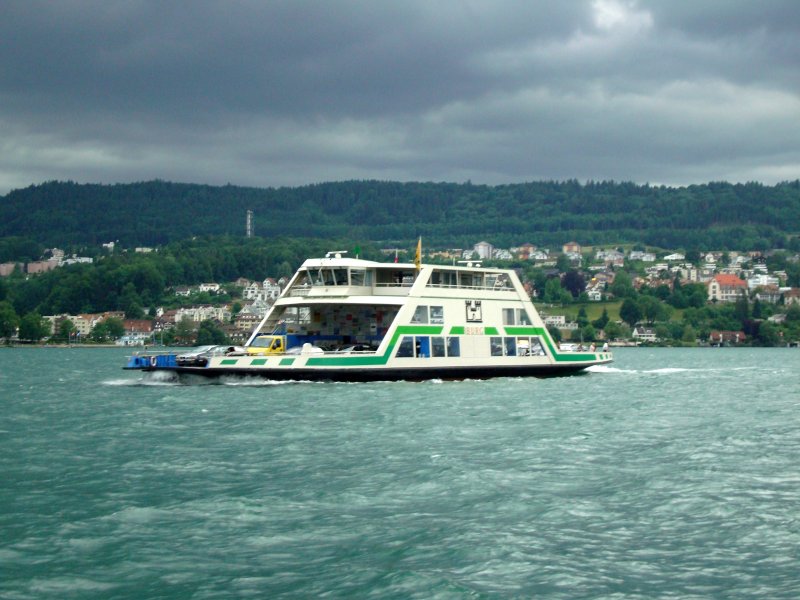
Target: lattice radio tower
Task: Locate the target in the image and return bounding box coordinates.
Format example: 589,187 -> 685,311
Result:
246,209 -> 253,238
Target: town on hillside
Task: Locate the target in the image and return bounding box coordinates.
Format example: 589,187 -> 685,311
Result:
1,240 -> 799,348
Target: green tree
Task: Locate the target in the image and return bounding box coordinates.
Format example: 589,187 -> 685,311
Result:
620,298 -> 642,328
173,317 -> 195,345
592,307 -> 609,330
18,312 -> 48,342
603,321 -> 628,341
610,271 -> 635,299
58,318 -> 77,342
543,278 -> 564,304
654,324 -> 672,342
756,321 -> 780,346
734,294 -> 750,325
104,317 -> 125,339
196,319 -> 229,345
786,304 -> 800,323
639,295 -> 664,324
751,298 -> 762,319
0,301 -> 19,340
90,321 -> 109,342
562,270 -> 586,298
277,261 -> 293,279
119,282 -> 144,319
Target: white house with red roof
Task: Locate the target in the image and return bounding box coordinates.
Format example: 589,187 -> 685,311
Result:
707,274 -> 747,303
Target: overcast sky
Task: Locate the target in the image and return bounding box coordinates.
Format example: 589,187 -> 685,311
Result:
1,0 -> 799,195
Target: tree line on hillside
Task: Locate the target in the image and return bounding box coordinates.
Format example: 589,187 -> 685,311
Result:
2,179 -> 799,251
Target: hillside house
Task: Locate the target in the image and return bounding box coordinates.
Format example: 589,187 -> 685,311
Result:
175,305 -> 230,323
234,311 -> 262,331
514,243 -> 537,260
632,327 -> 658,343
262,278 -> 282,300
709,330 -> 746,345
707,274 -> 747,303
747,274 -> 780,290
530,250 -> 550,261
0,262 -> 21,276
754,285 -> 781,304
472,241 -> 494,260
629,250 -> 656,262
586,288 -> 603,301
26,260 -> 59,274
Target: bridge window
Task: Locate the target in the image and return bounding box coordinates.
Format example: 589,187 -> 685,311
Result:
350,269 -> 368,286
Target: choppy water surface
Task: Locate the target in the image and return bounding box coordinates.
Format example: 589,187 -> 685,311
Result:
1,347 -> 799,598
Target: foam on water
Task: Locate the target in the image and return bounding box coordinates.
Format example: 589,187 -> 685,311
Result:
2,346 -> 799,598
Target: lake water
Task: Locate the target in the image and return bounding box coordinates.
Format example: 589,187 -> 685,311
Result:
1,347 -> 799,599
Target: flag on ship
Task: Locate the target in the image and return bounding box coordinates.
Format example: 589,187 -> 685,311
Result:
414,237 -> 422,271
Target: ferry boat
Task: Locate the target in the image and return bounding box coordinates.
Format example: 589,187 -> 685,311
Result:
125,252 -> 612,381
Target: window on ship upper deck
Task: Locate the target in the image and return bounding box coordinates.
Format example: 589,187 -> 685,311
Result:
429,270 -> 457,287
293,271 -> 311,286
411,305 -> 428,324
313,268 -> 349,286
350,269 -> 370,286
502,308 -> 532,326
485,274 -> 511,289
459,272 -> 484,289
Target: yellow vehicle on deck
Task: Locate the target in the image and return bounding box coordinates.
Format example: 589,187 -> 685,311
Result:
246,334 -> 288,355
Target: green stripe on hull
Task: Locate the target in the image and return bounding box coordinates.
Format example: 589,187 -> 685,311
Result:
305,325 -> 443,367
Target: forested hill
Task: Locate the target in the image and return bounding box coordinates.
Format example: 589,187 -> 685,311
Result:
2,179 -> 800,251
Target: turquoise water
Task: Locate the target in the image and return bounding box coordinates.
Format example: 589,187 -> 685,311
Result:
1,347 -> 799,599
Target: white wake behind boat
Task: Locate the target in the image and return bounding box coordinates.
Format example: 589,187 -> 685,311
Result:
125,252 -> 612,381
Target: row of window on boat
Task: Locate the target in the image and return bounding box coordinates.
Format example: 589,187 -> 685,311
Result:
411,305 -> 531,326
297,268 -> 511,289
396,335 -> 547,358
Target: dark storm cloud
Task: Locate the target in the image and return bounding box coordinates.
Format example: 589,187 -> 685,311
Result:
1,0 -> 799,194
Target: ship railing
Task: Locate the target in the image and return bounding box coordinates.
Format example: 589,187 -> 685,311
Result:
287,287 -> 311,297
426,283 -> 513,291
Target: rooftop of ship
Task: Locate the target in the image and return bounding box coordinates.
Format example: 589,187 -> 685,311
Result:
299,253 -> 508,273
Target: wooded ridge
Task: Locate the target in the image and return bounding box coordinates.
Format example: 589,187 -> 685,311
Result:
2,179 -> 799,251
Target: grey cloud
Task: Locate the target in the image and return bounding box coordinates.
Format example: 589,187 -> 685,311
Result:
1,0 -> 799,195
